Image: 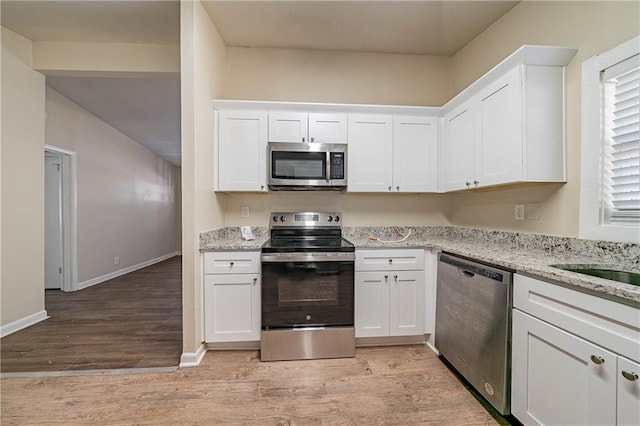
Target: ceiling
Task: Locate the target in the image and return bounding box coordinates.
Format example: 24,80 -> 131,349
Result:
1,1 -> 520,167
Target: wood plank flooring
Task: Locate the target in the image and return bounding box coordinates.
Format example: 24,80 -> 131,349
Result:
1,345 -> 498,425
0,256 -> 182,373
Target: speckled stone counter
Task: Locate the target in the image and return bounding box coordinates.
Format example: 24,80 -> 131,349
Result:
199,225 -> 640,306
199,227 -> 269,251
343,226 -> 640,306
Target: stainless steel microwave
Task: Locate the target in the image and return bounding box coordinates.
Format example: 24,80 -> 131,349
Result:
268,142 -> 347,190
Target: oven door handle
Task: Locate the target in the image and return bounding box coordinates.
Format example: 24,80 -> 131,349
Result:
261,253 -> 355,263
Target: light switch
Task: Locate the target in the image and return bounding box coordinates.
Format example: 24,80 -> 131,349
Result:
241,206 -> 250,217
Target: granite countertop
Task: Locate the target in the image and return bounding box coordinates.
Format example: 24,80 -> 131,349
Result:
199,225 -> 640,306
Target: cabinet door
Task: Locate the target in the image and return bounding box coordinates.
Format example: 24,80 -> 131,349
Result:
512,310 -> 617,426
393,116 -> 438,192
347,114 -> 393,192
204,274 -> 261,342
308,113 -> 347,143
217,110 -> 268,191
268,112 -> 308,142
355,271 -> 389,338
443,100 -> 475,191
389,270 -> 424,336
475,66 -> 523,187
618,356 -> 640,426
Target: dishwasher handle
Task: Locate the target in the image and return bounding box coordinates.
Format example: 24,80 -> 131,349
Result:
459,269 -> 475,278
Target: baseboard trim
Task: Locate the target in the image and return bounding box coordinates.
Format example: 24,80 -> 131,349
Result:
179,343 -> 207,368
356,335 -> 426,347
1,310 -> 49,338
76,251 -> 180,291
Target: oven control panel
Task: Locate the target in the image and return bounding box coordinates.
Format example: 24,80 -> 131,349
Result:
270,212 -> 341,227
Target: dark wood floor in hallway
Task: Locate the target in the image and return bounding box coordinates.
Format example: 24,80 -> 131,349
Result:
0,256 -> 182,373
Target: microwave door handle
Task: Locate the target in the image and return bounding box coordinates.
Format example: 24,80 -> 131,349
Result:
326,151 -> 331,183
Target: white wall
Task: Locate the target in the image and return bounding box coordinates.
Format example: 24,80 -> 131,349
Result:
447,0 -> 640,237
45,87 -> 179,285
1,34 -> 47,332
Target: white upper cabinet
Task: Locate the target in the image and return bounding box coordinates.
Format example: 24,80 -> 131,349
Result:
444,100 -> 475,191
216,110 -> 268,192
347,114 -> 393,192
348,114 -> 438,192
443,64 -> 567,191
393,116 -> 438,192
268,112 -> 347,143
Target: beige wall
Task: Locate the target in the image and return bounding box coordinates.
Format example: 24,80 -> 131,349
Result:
1,36 -> 46,329
225,47 -> 451,106
447,1 -> 640,237
45,87 -> 179,283
181,0 -> 228,356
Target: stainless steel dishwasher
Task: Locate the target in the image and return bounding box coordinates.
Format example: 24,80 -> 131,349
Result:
435,252 -> 513,415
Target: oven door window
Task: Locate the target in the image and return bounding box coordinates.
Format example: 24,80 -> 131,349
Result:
261,261 -> 354,329
272,151 -> 326,180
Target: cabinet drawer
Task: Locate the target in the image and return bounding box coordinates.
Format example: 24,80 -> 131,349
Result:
356,249 -> 424,271
514,274 -> 640,362
204,251 -> 261,274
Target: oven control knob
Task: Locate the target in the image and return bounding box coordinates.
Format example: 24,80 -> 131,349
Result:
272,215 -> 278,222
327,215 -> 333,222
335,215 -> 340,222
280,215 -> 285,222
306,315 -> 311,321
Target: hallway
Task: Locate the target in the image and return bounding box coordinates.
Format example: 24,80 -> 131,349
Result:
1,256 -> 182,373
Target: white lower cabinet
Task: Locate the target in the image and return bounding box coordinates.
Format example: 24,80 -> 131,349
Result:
204,251 -> 261,343
512,274 -> 640,426
355,249 -> 425,338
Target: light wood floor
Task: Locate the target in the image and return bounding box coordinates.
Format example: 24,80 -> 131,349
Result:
0,256 -> 182,373
1,345 -> 498,425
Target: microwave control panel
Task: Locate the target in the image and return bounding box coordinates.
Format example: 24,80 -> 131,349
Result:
330,152 -> 345,179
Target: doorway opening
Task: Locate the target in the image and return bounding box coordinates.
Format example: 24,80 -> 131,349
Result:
44,145 -> 77,292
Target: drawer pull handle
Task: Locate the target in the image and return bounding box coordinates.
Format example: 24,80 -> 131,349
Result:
622,371 -> 638,381
590,355 -> 605,365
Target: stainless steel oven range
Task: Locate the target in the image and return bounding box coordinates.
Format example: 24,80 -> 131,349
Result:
260,212 -> 355,361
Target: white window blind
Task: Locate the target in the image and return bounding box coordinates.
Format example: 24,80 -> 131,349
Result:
602,54 -> 640,222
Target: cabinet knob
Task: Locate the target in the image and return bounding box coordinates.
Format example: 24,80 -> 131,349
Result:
388,259 -> 393,263
310,137 -> 315,142
302,137 -> 306,142
260,185 -> 264,190
394,274 -> 398,280
590,355 -> 605,365
253,277 -> 257,284
229,262 -> 234,267
473,180 -> 479,185
466,182 -> 471,187
622,370 -> 639,381
396,186 -> 400,191
388,186 -> 392,191
384,274 -> 388,280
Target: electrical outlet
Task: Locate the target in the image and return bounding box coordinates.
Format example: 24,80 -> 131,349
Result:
241,206 -> 250,218
114,256 -> 119,265
514,204 -> 525,221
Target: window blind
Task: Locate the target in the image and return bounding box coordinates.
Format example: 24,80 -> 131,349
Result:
603,55 -> 640,221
